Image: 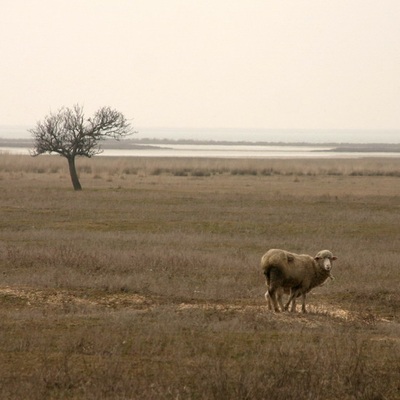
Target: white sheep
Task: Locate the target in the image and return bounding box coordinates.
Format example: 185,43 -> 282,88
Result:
261,249 -> 337,313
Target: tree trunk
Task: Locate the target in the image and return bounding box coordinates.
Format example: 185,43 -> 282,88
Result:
67,156 -> 82,191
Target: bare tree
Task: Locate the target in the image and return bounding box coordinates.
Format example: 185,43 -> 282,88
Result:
30,105 -> 134,190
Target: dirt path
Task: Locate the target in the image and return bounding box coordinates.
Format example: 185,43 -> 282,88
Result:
0,285 -> 387,323
2,285 -> 400,345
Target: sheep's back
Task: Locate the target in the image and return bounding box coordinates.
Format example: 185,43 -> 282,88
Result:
287,254 -> 315,281
261,250 -> 316,285
261,249 -> 288,271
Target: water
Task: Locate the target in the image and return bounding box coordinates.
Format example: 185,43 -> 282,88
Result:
1,144 -> 399,159
1,125 -> 399,158
101,144 -> 336,158
1,126 -> 400,143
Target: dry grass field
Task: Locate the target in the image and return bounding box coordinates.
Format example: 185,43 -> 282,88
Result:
0,153 -> 400,399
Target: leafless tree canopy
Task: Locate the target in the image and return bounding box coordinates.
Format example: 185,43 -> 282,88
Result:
30,105 -> 133,158
29,105 -> 134,190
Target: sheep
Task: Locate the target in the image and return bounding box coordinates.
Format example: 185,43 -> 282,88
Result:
261,249 -> 337,313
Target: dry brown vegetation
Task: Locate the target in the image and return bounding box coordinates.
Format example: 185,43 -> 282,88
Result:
0,153 -> 400,399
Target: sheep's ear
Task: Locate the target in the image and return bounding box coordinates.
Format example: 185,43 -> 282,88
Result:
314,256 -> 321,260
332,256 -> 337,260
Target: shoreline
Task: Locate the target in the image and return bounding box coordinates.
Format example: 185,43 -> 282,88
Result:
1,138 -> 400,153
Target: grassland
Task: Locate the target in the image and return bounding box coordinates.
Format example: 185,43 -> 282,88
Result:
0,154 -> 400,399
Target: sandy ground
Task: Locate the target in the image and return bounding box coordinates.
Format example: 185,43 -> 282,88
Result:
0,285 -> 395,326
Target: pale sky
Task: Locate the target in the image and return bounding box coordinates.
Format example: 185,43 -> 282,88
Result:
1,0 -> 399,141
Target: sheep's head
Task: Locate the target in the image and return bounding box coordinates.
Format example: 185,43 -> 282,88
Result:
314,250 -> 337,272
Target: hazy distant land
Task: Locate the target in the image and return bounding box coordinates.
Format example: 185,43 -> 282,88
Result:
1,137 -> 400,153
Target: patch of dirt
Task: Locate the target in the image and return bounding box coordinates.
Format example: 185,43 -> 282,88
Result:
0,286 -> 148,309
0,285 -> 395,330
308,303 -> 352,320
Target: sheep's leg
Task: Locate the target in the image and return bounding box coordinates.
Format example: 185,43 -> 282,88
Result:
268,268 -> 283,312
264,290 -> 273,310
290,293 -> 297,312
277,289 -> 285,312
284,289 -> 301,312
301,293 -> 307,313
267,289 -> 284,311
284,291 -> 297,312
267,287 -> 281,313
290,289 -> 304,312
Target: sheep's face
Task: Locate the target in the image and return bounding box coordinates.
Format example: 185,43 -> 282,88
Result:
315,251 -> 337,272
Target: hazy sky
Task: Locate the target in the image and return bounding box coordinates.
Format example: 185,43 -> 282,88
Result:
1,0 -> 399,141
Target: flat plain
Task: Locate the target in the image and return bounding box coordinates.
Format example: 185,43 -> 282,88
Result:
0,154 -> 400,399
